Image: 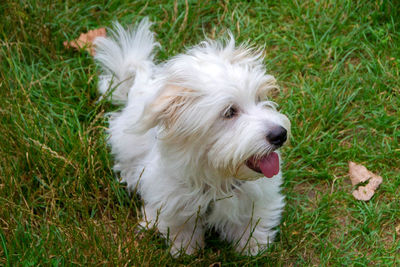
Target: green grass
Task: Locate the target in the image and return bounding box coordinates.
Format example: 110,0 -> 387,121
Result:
1,0 -> 399,265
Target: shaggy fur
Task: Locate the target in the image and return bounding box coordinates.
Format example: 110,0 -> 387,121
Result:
95,18 -> 291,256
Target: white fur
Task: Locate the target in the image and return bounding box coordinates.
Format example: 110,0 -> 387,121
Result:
95,19 -> 291,256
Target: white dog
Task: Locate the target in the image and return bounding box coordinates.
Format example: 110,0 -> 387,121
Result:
95,19 -> 291,256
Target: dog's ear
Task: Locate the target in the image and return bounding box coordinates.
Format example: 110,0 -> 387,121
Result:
258,75 -> 280,99
136,85 -> 198,133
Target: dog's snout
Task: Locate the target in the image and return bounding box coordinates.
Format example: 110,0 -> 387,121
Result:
267,126 -> 287,147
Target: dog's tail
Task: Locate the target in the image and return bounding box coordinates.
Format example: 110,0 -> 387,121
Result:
94,18 -> 158,104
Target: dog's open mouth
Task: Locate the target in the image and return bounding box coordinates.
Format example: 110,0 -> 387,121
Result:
246,152 -> 280,178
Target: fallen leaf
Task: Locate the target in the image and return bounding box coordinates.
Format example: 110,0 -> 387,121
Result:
349,161 -> 383,201
396,224 -> 400,236
368,175 -> 383,189
352,184 -> 373,201
348,161 -> 374,186
63,27 -> 106,56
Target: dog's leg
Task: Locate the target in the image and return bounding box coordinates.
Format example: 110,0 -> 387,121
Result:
167,216 -> 205,257
228,212 -> 279,256
140,202 -> 205,256
224,201 -> 283,255
210,182 -> 285,256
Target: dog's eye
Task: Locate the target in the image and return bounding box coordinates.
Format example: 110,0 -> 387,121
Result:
223,106 -> 238,119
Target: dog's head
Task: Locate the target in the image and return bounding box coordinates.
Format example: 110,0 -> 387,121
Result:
137,36 -> 291,181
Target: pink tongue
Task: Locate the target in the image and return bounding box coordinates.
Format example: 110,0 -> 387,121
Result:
259,152 -> 280,178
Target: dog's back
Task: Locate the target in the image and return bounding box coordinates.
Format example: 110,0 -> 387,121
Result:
95,19 -> 160,191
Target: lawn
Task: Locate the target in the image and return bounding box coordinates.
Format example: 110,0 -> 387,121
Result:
1,0 -> 399,265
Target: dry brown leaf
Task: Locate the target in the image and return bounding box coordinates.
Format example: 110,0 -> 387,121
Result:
352,186 -> 374,201
349,161 -> 382,201
348,161 -> 374,186
367,175 -> 383,189
396,224 -> 400,236
63,28 -> 106,56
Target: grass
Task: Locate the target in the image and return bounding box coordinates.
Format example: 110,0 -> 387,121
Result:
1,0 -> 399,265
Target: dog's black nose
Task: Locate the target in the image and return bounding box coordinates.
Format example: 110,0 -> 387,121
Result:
267,126 -> 287,147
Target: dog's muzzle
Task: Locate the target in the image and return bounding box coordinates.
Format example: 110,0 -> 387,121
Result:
246,152 -> 280,178
266,126 -> 287,148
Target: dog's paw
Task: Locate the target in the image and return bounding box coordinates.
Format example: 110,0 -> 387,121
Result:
139,218 -> 156,229
169,242 -> 200,258
236,241 -> 267,256
235,234 -> 274,256
169,231 -> 205,257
